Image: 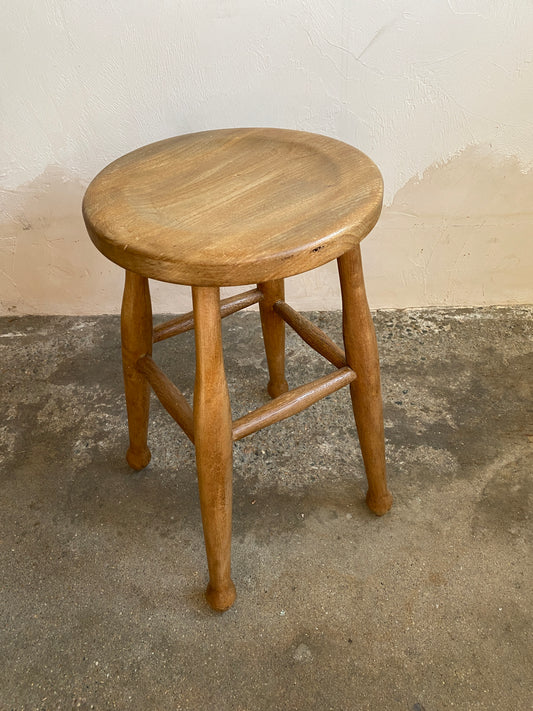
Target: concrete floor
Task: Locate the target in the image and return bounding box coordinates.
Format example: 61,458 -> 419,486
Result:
0,306 -> 531,710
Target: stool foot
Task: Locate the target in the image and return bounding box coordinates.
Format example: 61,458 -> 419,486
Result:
205,579 -> 237,612
267,380 -> 289,399
366,489 -> 393,516
126,446 -> 151,471
259,280 -> 288,399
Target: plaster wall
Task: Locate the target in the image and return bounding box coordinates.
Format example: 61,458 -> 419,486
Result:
1,1 -> 532,314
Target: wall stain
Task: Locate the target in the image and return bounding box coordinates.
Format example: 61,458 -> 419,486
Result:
1,145 -> 533,314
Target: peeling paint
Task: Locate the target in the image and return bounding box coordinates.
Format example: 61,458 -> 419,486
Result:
363,145 -> 533,308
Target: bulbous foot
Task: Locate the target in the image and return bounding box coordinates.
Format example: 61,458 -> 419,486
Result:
126,446 -> 151,471
267,379 -> 289,399
205,580 -> 237,612
366,489 -> 393,516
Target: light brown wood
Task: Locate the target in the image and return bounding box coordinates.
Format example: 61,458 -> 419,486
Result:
192,286 -> 236,611
273,300 -> 347,369
232,367 -> 356,441
338,246 -> 393,516
121,271 -> 152,470
153,287 -> 263,343
83,128 -> 383,287
258,280 -> 288,398
136,355 -> 194,443
85,127 -> 390,612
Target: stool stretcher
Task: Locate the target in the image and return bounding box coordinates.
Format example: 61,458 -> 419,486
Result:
273,300 -> 346,369
232,366 -> 356,441
153,288 -> 263,342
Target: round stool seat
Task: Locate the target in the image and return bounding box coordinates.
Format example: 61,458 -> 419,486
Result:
82,127 -> 383,286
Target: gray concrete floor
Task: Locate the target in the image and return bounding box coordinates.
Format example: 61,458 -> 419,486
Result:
0,307 -> 531,710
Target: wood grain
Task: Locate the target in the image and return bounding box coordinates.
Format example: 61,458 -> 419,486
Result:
338,246 -> 393,515
121,271 -> 152,470
232,367 -> 356,441
83,128 -> 383,286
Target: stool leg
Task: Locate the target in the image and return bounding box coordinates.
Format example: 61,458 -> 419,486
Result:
258,279 -> 289,398
338,246 -> 393,516
121,270 -> 152,470
192,286 -> 236,611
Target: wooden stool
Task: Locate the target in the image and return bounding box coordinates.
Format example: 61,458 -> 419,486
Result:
82,128 -> 393,611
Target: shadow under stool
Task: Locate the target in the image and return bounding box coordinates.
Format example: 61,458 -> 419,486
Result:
82,127 -> 393,611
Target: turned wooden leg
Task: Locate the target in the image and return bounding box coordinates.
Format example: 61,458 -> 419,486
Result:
258,279 -> 289,398
338,245 -> 393,516
121,270 -> 152,470
192,286 -> 236,611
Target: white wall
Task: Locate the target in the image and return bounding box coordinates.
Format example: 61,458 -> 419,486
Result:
1,1 -> 532,314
